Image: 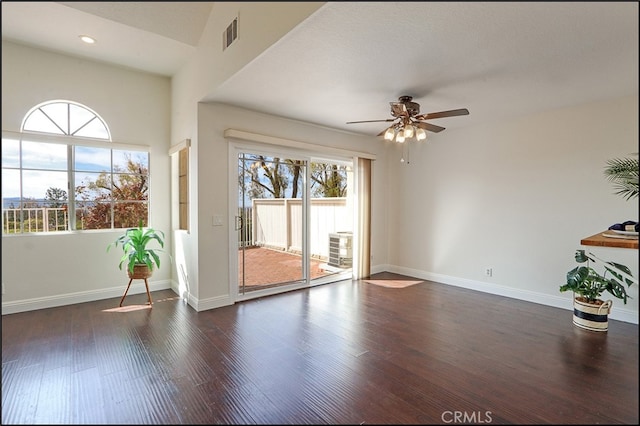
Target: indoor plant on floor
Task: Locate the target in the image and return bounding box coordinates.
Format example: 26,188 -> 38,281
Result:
560,249 -> 635,331
559,154 -> 638,331
108,219 -> 167,306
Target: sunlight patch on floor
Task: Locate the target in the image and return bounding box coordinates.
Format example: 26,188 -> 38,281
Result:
103,304 -> 153,312
362,279 -> 423,288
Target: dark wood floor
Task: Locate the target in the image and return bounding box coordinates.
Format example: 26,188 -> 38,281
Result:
2,272 -> 638,424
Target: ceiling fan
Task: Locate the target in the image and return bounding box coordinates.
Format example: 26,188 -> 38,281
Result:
346,95 -> 469,142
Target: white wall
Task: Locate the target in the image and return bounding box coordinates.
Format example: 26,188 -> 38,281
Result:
385,95 -> 639,323
1,41 -> 172,314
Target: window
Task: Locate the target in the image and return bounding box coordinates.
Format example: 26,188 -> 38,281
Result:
2,100 -> 150,234
178,146 -> 189,230
169,139 -> 190,232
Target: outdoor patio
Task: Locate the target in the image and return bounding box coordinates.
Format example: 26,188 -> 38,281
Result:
239,246 -> 341,288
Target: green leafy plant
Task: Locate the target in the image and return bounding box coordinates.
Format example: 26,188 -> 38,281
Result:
107,220 -> 166,274
560,250 -> 635,304
604,154 -> 639,201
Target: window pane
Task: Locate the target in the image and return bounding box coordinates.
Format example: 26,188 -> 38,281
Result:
22,141 -> 67,170
22,170 -> 68,202
40,102 -> 70,134
113,150 -> 149,172
75,172 -> 112,200
23,109 -> 65,134
76,201 -> 111,230
75,146 -> 111,172
2,138 -> 20,168
2,169 -> 21,234
114,202 -> 148,228
112,173 -> 148,201
2,169 -> 20,200
74,118 -> 109,139
69,104 -> 94,135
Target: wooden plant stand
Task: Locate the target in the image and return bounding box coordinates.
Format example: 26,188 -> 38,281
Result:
119,265 -> 153,307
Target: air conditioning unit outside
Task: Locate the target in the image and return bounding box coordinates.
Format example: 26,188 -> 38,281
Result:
328,232 -> 353,268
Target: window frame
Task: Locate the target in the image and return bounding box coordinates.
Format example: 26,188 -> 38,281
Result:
178,146 -> 189,231
2,132 -> 151,234
169,138 -> 190,233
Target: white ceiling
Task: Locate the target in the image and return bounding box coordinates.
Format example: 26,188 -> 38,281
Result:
1,1 -> 212,76
2,2 -> 638,136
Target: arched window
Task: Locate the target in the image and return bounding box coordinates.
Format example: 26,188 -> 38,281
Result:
2,100 -> 149,234
22,100 -> 111,139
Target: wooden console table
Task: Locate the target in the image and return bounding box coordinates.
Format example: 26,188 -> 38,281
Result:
580,230 -> 638,250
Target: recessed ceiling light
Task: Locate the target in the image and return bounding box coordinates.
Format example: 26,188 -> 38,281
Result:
79,35 -> 96,44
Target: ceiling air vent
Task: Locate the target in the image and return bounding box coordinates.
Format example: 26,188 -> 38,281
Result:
223,17 -> 238,51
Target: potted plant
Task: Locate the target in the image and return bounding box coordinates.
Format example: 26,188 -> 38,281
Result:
559,249 -> 635,331
107,220 -> 167,306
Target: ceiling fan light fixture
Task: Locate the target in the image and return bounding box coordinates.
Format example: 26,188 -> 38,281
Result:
416,128 -> 427,141
396,133 -> 405,143
403,124 -> 414,138
384,127 -> 396,141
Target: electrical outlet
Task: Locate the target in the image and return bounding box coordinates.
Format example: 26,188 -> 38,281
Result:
485,267 -> 493,277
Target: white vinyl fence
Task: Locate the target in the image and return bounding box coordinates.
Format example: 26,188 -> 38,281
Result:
250,197 -> 351,260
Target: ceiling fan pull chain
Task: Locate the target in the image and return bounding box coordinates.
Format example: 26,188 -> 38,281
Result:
401,142 -> 410,164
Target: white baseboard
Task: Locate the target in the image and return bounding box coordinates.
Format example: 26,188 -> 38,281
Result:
386,264 -> 639,325
1,280 -> 172,315
165,280 -> 233,312
370,263 -> 390,275
192,295 -> 234,311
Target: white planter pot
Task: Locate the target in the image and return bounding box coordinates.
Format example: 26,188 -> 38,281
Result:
573,297 -> 612,332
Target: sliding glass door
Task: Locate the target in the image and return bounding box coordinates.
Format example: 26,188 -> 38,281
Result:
237,152 -> 307,294
232,147 -> 354,300
308,160 -> 354,284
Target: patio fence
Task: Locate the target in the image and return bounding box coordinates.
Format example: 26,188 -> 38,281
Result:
248,197 -> 351,260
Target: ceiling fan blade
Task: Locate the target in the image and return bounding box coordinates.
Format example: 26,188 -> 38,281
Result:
415,121 -> 446,133
414,108 -> 469,121
346,118 -> 396,124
